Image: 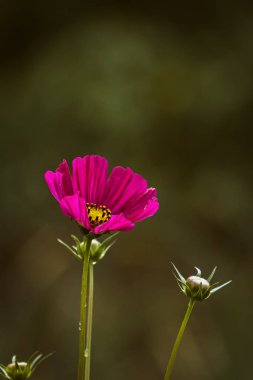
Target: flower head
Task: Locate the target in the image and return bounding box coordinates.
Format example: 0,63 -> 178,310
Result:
172,264 -> 231,302
0,352 -> 52,380
45,155 -> 159,235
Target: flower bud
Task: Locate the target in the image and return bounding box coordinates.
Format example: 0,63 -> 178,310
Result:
185,275 -> 211,301
0,353 -> 52,380
6,362 -> 31,380
171,263 -> 231,302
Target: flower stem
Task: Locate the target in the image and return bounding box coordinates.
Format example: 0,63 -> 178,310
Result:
84,261 -> 94,380
164,298 -> 196,380
78,237 -> 92,380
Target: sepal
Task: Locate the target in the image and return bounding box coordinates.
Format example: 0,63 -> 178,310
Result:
90,233 -> 118,264
57,238 -> 83,261
0,352 -> 53,380
58,233 -> 118,263
171,263 -> 231,302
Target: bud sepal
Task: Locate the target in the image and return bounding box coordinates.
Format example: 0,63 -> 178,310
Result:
172,263 -> 231,302
58,233 -> 118,263
0,352 -> 53,380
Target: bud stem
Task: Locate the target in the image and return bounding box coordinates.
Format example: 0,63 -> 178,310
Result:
164,298 -> 196,380
77,237 -> 93,380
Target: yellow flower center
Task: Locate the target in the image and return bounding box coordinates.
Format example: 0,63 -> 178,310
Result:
86,202 -> 111,227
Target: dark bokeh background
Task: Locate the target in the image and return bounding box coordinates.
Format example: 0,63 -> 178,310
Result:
0,1 -> 252,379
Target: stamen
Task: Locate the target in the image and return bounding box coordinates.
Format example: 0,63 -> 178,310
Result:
86,202 -> 112,227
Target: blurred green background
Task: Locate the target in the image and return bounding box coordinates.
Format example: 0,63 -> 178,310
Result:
0,1 -> 252,379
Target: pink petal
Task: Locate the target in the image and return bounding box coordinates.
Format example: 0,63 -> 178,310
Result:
124,188 -> 159,222
103,167 -> 148,214
57,160 -> 74,195
59,194 -> 90,229
72,155 -> 108,205
45,171 -> 63,202
44,160 -> 73,202
93,214 -> 135,234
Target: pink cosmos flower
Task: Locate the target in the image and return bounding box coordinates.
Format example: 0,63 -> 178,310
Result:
45,155 -> 159,235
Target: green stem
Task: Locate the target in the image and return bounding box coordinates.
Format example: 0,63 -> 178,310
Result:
164,299 -> 196,380
78,238 -> 92,380
84,261 -> 94,380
